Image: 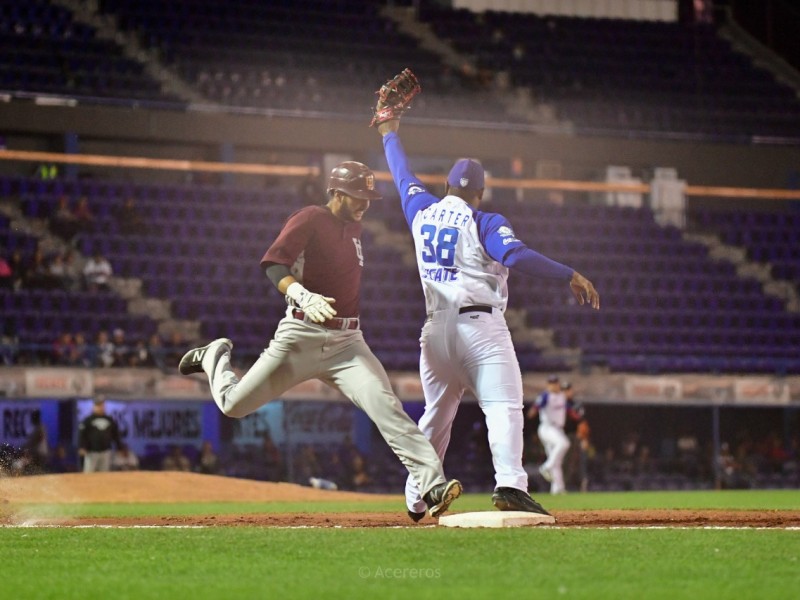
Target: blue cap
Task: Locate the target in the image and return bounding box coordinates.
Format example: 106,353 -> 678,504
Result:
447,158 -> 485,191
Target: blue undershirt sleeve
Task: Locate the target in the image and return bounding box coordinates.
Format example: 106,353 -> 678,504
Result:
382,131 -> 438,227
478,212 -> 574,280
503,246 -> 574,280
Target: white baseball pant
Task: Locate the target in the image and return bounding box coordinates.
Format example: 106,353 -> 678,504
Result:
538,422 -> 571,494
405,307 -> 527,513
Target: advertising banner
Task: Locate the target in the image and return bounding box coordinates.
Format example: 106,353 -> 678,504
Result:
75,399 -> 206,455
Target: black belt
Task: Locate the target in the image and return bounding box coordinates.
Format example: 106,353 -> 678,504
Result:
459,305 -> 492,315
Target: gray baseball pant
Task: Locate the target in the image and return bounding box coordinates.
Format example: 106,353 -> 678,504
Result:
83,450 -> 112,472
200,317 -> 447,497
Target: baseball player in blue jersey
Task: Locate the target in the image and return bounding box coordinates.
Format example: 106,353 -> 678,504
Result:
374,81 -> 599,518
528,375 -> 582,494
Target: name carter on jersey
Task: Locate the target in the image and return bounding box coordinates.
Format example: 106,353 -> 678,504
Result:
421,205 -> 473,227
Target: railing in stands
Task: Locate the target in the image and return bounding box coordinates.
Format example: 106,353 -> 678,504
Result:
1,148 -> 800,200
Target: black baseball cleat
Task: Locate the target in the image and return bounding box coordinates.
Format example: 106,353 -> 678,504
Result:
492,487 -> 551,516
407,510 -> 426,523
423,479 -> 462,519
178,338 -> 233,375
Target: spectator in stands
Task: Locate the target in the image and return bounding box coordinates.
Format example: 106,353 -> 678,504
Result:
110,327 -> 132,367
91,329 -> 115,368
78,398 -> 122,472
112,443 -> 140,471
113,196 -> 146,235
146,333 -> 166,370
161,445 -> 191,471
129,339 -> 156,367
69,332 -> 92,367
195,440 -> 219,475
82,250 -> 113,292
52,332 -> 76,365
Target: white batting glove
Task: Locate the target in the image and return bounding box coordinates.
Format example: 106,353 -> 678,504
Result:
286,282 -> 337,323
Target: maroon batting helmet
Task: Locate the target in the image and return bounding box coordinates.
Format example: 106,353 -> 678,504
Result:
327,161 -> 382,201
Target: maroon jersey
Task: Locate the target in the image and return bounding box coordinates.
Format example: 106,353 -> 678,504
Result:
261,206 -> 364,317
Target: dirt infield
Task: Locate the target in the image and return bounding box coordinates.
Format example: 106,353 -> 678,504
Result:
1,472 -> 798,528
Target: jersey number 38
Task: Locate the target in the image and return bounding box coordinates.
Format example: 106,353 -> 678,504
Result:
419,225 -> 460,267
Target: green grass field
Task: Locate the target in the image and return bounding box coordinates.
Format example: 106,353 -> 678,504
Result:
3,490 -> 799,600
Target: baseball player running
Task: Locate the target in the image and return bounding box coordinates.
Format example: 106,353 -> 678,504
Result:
178,161 -> 461,520
372,69 -> 599,518
527,375 -> 577,494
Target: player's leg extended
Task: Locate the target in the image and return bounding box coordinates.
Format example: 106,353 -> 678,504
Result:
404,330 -> 464,512
207,319 -> 325,418
548,429 -> 571,494
539,423 -> 570,493
463,313 -> 528,491
322,332 -> 447,498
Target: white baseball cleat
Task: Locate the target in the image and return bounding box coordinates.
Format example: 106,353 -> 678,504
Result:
538,465 -> 553,483
178,338 -> 233,375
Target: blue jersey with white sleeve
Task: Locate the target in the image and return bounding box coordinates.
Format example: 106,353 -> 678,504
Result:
382,131 -> 575,314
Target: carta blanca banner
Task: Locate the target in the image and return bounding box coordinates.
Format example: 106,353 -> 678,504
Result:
75,400 -> 206,455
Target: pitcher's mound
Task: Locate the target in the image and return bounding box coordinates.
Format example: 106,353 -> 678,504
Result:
0,471 -> 399,504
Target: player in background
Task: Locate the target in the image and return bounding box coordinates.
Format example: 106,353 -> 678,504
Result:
177,161 -> 461,520
527,375 -> 585,494
376,116 -> 599,518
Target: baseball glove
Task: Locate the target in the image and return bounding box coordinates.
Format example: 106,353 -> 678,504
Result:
370,68 -> 421,127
